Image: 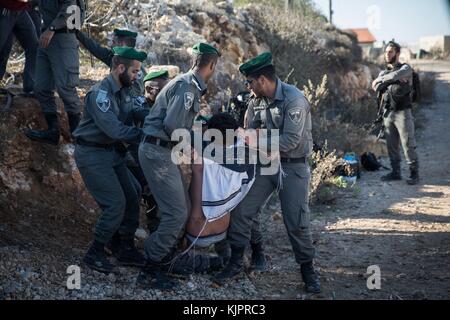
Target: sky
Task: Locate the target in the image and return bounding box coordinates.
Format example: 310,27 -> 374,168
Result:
311,0 -> 450,45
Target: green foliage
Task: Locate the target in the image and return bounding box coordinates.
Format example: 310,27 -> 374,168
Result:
328,176 -> 348,189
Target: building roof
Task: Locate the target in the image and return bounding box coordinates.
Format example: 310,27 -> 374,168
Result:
346,28 -> 376,44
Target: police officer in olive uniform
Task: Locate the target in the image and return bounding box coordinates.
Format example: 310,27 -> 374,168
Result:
214,52 -> 321,294
72,47 -> 147,273
125,70 -> 170,235
25,0 -> 83,145
76,28 -> 146,97
137,43 -> 220,289
372,41 -> 419,185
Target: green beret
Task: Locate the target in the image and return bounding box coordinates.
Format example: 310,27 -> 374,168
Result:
111,46 -> 147,62
143,70 -> 169,83
239,52 -> 273,77
192,43 -> 221,56
113,28 -> 138,38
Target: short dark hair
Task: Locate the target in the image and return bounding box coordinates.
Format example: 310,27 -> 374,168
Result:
248,64 -> 277,82
207,113 -> 238,136
111,55 -> 133,70
192,53 -> 219,69
386,41 -> 401,54
114,35 -> 137,48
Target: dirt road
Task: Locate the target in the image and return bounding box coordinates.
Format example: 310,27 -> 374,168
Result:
255,60 -> 450,300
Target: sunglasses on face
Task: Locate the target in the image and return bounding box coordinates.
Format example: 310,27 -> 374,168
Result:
244,79 -> 254,87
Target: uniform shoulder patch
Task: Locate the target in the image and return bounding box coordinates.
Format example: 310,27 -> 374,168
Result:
288,107 -> 303,125
134,95 -> 146,107
96,89 -> 110,113
184,92 -> 195,110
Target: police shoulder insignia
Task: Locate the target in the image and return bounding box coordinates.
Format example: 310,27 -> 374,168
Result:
184,92 -> 195,110
288,107 -> 303,125
96,89 -> 110,113
134,96 -> 146,107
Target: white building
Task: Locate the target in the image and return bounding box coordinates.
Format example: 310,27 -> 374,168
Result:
419,35 -> 450,54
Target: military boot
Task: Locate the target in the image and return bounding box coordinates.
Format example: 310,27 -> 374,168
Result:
25,113 -> 60,145
301,261 -> 321,294
67,112 -> 81,134
407,163 -> 419,185
213,245 -> 245,286
137,259 -> 179,291
250,242 -> 268,272
166,252 -> 216,276
83,240 -> 114,274
105,231 -> 121,256
116,237 -> 146,267
381,163 -> 401,181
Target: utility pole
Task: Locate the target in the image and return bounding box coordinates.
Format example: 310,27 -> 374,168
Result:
329,0 -> 333,24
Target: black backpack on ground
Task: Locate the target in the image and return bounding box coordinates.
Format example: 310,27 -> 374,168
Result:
361,152 -> 387,171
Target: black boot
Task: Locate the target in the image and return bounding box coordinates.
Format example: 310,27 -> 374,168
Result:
25,113 -> 60,145
116,237 -> 146,267
300,261 -> 321,294
83,240 -> 114,274
105,231 -> 121,256
381,164 -> 401,181
407,164 -> 419,185
213,245 -> 245,286
67,112 -> 81,134
137,260 -> 178,291
144,194 -> 160,234
166,252 -> 216,276
250,242 -> 268,272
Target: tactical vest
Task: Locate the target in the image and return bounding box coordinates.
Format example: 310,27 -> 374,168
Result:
382,63 -> 412,111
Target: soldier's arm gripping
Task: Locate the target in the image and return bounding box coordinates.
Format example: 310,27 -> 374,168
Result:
86,91 -> 143,144
76,30 -> 113,66
48,0 -> 78,30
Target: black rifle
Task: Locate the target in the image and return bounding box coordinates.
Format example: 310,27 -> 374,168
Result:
372,85 -> 393,141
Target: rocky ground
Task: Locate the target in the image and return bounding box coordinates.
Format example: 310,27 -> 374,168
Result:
1,60 -> 449,300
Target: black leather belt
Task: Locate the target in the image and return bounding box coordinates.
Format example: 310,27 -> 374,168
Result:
143,136 -> 174,149
281,157 -> 306,164
48,28 -> 76,34
75,138 -> 114,150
